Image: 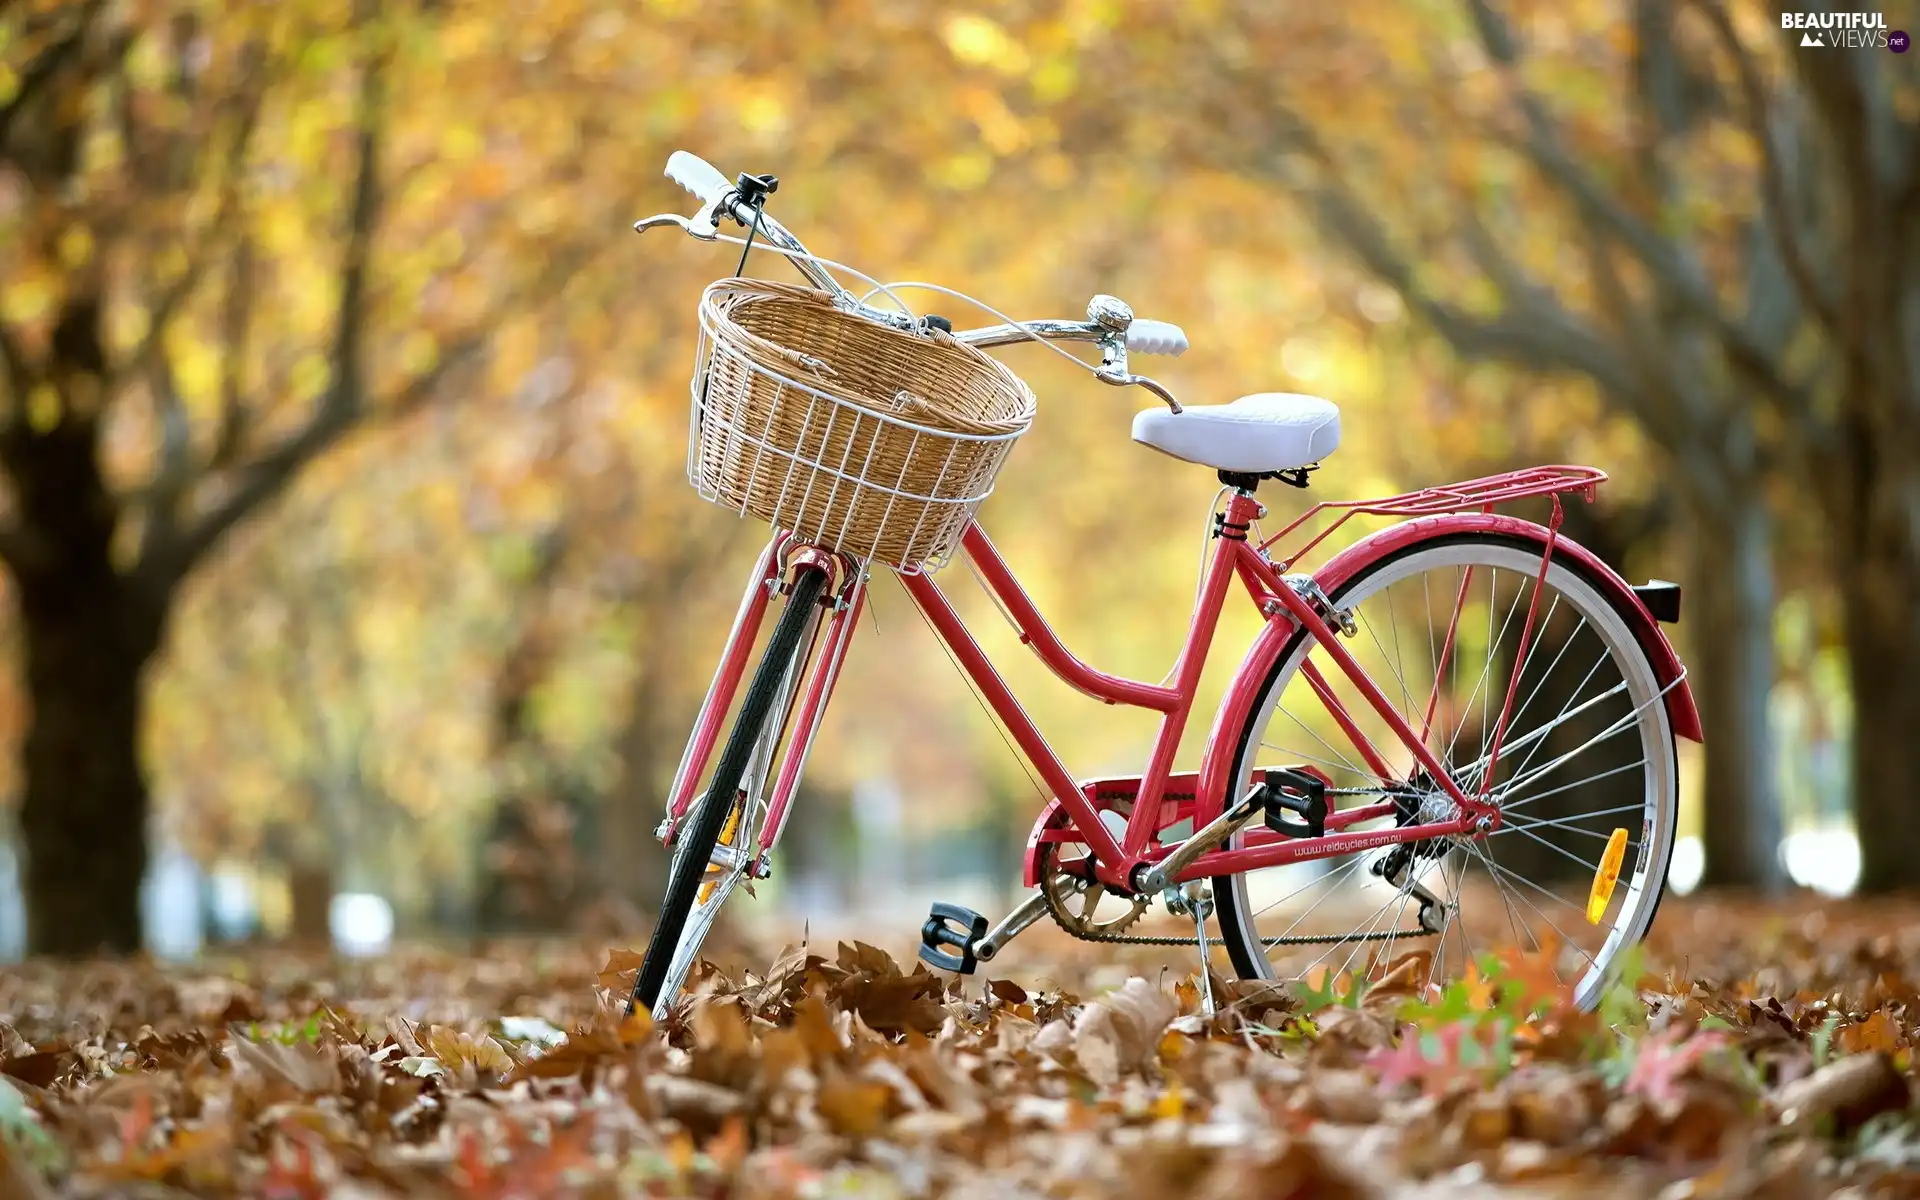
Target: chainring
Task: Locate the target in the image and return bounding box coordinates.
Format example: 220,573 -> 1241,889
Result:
1034,801 -> 1151,936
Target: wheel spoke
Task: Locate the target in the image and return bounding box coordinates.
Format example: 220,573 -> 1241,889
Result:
1504,649 -> 1616,782
1499,609 -> 1587,757
1255,854 -> 1370,930
1479,858 -> 1602,972
1261,738 -> 1363,779
1468,838 -> 1543,961
1358,593 -> 1415,726
1492,819 -> 1602,875
1273,701 -> 1369,776
1453,680 -> 1630,790
1493,800 -> 1647,839
1439,851 -> 1474,987
1387,582 -> 1414,723
1445,568 -> 1523,767
1499,761 -> 1648,817
1299,875 -> 1414,981
1492,678 -> 1680,804
1473,567 -> 1500,768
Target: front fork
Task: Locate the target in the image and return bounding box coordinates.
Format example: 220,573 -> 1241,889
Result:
657,534 -> 867,876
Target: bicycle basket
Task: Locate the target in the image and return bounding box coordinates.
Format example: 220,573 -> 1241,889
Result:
689,279 -> 1037,571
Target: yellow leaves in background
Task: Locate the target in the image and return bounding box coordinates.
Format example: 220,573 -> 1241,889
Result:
2,266 -> 58,330
734,85 -> 789,142
25,385 -> 61,434
943,13 -> 1031,75
959,87 -> 1029,156
56,225 -> 93,269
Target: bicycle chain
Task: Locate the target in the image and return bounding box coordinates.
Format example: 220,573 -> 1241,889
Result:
1037,878 -> 1436,948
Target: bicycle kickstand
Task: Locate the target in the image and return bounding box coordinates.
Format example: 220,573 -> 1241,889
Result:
1167,882 -> 1217,1018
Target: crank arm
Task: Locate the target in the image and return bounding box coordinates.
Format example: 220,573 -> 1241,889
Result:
971,890 -> 1052,964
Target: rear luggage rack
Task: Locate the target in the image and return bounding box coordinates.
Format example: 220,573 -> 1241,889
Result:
1260,465 -> 1607,569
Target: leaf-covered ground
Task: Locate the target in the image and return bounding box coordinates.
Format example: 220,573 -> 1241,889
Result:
5,897 -> 1920,1198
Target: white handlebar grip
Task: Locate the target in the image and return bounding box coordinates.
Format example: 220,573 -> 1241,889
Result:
1125,319 -> 1189,357
665,151 -> 733,205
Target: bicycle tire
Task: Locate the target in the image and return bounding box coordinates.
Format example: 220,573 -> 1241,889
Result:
629,564 -> 829,1014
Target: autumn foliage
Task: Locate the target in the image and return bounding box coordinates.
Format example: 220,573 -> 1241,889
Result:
2,898 -> 1920,1196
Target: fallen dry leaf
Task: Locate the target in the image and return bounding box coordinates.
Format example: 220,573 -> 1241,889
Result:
1773,1051 -> 1910,1133
1071,976 -> 1178,1085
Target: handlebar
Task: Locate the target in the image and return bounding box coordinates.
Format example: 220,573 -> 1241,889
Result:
655,152 -> 866,308
643,151 -> 1189,408
664,151 -> 734,208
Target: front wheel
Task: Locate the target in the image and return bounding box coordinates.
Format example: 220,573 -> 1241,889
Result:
1213,533 -> 1679,1011
628,565 -> 828,1017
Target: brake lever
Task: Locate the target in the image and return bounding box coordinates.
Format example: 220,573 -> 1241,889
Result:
632,194 -> 733,241
1097,368 -> 1182,414
634,212 -> 700,236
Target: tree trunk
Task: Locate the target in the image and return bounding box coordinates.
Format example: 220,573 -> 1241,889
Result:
596,685 -> 670,925
1688,495 -> 1784,891
1840,512 -> 1920,894
7,296 -> 172,954
17,586 -> 164,955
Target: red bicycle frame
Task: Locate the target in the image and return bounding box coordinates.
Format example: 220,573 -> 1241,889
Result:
662,465 -> 1701,893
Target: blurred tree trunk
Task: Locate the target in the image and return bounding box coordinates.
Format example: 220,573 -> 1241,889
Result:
597,688 -> 671,925
0,16 -> 159,954
594,533 -> 740,923
1688,491 -> 1783,889
477,528 -> 583,932
1798,43 -> 1920,891
16,576 -> 163,954
1841,493 -> 1920,894
288,862 -> 335,946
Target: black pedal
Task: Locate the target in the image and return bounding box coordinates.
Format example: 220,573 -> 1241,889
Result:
918,902 -> 988,975
1262,767 -> 1328,839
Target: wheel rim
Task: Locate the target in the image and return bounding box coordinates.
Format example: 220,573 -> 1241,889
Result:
1218,538 -> 1677,1011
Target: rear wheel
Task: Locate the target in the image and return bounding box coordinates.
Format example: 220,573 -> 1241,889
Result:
629,565 -> 827,1017
1213,533 -> 1678,1011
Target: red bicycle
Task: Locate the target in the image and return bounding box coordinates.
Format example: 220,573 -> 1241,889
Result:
628,152 -> 1699,1018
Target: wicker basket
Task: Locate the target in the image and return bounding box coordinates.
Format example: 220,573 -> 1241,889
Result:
688,279 -> 1036,571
